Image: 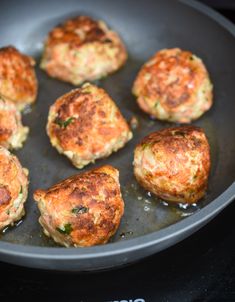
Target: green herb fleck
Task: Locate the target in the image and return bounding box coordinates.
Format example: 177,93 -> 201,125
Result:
153,101 -> 159,109
82,85 -> 92,94
56,223 -> 73,235
19,185 -> 23,194
72,205 -> 89,215
82,90 -> 91,94
174,131 -> 186,137
54,117 -> 75,128
142,143 -> 149,150
63,117 -> 75,128
189,189 -> 195,197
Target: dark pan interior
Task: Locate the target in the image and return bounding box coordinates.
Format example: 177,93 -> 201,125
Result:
0,0 -> 235,249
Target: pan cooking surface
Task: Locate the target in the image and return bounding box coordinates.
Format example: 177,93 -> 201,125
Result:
0,0 -> 234,270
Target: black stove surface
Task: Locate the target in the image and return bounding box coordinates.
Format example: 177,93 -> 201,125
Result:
1,4 -> 235,302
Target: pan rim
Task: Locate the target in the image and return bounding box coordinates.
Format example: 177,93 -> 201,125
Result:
0,182 -> 234,260
0,0 -> 235,262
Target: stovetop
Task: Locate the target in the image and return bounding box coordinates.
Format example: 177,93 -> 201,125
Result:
1,3 -> 235,302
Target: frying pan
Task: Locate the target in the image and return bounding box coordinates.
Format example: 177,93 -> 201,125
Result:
0,0 -> 234,272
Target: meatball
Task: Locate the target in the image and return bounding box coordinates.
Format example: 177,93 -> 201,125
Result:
133,126 -> 210,204
132,48 -> 213,123
34,165 -> 124,247
0,95 -> 29,150
0,46 -> 38,110
40,15 -> 127,85
0,146 -> 28,230
47,83 -> 132,169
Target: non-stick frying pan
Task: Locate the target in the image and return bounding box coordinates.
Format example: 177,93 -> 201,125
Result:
0,0 -> 234,271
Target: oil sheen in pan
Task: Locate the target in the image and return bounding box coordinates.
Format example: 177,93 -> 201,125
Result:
0,52 -> 218,248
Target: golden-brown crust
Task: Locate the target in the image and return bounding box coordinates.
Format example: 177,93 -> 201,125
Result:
0,147 -> 28,229
133,48 -> 213,123
0,186 -> 11,207
41,16 -> 127,85
47,83 -> 132,168
47,16 -> 112,48
0,126 -> 12,143
0,46 -> 38,109
137,49 -> 203,108
0,100 -> 18,143
34,165 -> 124,247
0,96 -> 28,149
0,149 -> 25,204
134,126 -> 210,203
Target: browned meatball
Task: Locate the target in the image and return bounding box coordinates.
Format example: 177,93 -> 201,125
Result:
34,165 -> 124,247
0,46 -> 38,110
0,95 -> 28,150
40,16 -> 127,85
0,146 -> 29,230
133,126 -> 211,204
132,48 -> 213,123
47,83 -> 132,168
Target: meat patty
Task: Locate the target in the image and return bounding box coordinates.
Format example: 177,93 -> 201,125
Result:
0,95 -> 29,149
47,83 -> 132,168
132,48 -> 213,123
0,46 -> 38,110
0,146 -> 29,230
34,165 -> 124,247
133,126 -> 211,204
40,15 -> 127,85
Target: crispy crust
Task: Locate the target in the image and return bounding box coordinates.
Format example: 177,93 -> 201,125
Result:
0,46 -> 38,110
40,16 -> 127,85
34,165 -> 124,247
47,83 -> 132,168
133,48 -> 213,123
46,16 -> 113,47
0,147 -> 28,230
0,96 -> 28,149
134,126 -> 211,203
